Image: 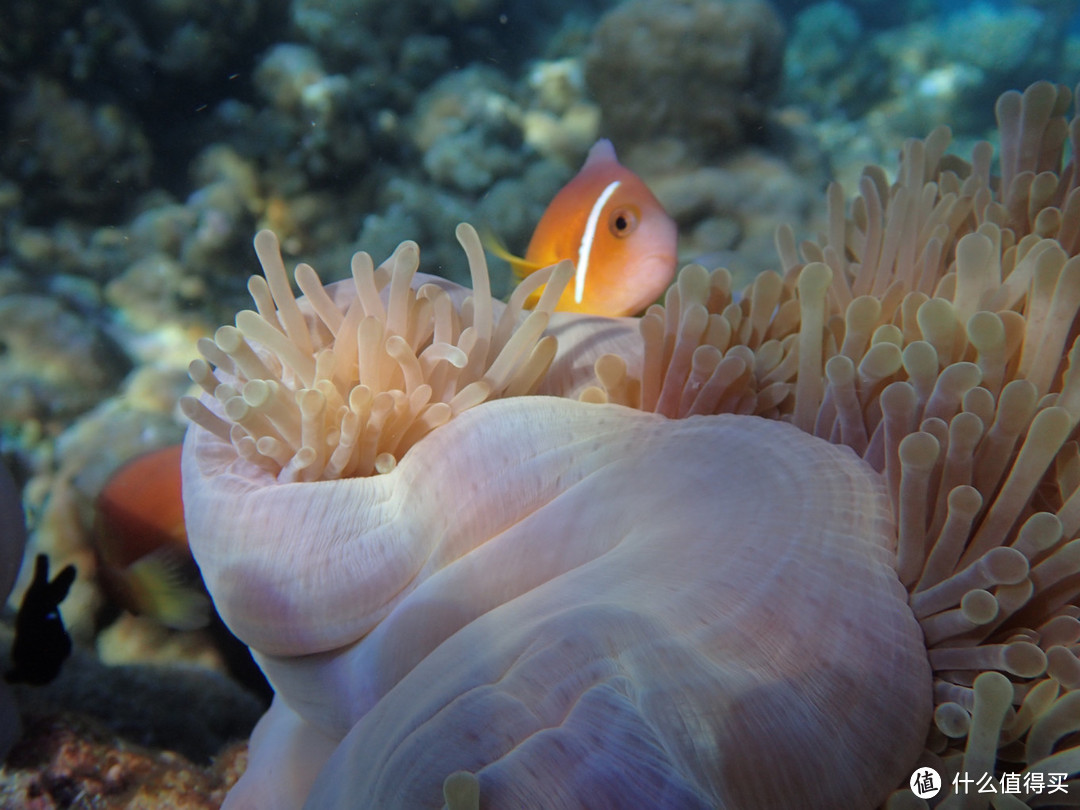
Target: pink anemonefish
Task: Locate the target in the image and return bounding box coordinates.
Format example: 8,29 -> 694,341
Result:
491,139 -> 678,317
94,444 -> 210,630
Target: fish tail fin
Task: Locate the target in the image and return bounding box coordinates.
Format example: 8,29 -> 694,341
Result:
125,550 -> 211,631
479,227 -> 544,279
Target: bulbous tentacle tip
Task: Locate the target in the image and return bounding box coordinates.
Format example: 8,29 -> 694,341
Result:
442,771 -> 479,810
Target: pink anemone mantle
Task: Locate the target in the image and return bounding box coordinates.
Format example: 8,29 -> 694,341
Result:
182,81 -> 1080,809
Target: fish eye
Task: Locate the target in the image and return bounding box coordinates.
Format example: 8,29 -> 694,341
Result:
609,207 -> 639,238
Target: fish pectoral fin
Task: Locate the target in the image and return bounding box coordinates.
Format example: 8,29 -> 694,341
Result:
479,228 -> 545,279
126,549 -> 212,631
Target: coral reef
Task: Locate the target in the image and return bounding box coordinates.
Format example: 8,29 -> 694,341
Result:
780,0 -> 1080,183
249,44 -> 367,184
584,0 -> 785,157
2,78 -> 152,221
0,294 -> 129,426
783,1 -> 884,118
124,0 -> 262,82
520,58 -> 600,164
651,149 -> 824,288
410,67 -> 524,195
0,711 -> 247,809
0,0 -> 264,93
1,625 -> 263,765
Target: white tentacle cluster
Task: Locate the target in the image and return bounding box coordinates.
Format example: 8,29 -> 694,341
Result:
181,223 -> 572,480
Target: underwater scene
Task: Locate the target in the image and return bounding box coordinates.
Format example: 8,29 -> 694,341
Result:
2,0 -> 1080,807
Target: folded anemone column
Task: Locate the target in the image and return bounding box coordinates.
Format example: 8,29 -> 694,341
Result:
578,81 -> 1080,807
181,225 -> 930,809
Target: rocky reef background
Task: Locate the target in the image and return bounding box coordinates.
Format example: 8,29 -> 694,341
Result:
0,0 -> 1078,806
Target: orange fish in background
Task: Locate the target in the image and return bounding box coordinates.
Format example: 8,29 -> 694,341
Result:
94,443 -> 209,630
491,139 -> 678,317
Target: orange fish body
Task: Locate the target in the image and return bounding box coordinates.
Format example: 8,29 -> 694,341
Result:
96,444 -> 187,568
513,139 -> 677,317
94,443 -> 209,629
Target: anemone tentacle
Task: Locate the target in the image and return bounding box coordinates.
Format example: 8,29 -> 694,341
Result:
182,82 -> 1080,809
583,80 -> 1080,806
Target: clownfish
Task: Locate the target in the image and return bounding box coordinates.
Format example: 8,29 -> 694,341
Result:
490,139 -> 678,317
93,444 -> 210,631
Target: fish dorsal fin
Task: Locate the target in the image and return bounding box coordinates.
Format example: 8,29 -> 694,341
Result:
583,139 -> 618,169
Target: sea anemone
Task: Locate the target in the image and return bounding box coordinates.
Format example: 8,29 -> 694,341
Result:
181,81 -> 1080,808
